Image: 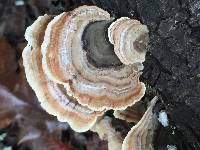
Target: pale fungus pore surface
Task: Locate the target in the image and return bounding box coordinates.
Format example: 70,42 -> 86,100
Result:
22,14 -> 101,132
108,17 -> 149,65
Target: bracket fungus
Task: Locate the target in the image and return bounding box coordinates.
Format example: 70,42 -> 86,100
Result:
23,15 -> 101,132
121,96 -> 158,150
23,5 -> 149,133
91,116 -> 123,150
92,96 -> 158,150
108,17 -> 149,65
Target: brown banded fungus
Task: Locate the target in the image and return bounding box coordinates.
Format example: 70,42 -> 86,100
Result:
92,97 -> 158,150
41,5 -> 147,111
23,5 -> 149,132
23,15 -> 101,132
108,17 -> 149,65
121,96 -> 158,150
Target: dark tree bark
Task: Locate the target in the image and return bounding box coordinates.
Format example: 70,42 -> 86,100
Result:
70,0 -> 200,149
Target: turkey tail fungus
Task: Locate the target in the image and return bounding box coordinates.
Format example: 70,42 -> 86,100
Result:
23,15 -> 102,132
92,96 -> 158,150
23,6 -> 152,146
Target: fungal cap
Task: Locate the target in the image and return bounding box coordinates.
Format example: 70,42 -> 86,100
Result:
23,14 -> 101,132
41,6 -> 146,111
108,17 -> 149,65
121,96 -> 158,150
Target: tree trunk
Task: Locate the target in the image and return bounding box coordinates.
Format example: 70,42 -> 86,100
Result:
69,0 -> 200,149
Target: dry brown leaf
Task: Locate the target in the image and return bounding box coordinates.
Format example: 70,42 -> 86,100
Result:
0,38 -> 18,90
86,134 -> 108,150
0,84 -> 68,150
14,71 -> 39,107
21,133 -> 73,150
0,84 -> 26,129
42,134 -> 72,150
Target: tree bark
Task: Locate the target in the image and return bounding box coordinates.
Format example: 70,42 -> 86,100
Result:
70,0 -> 200,149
